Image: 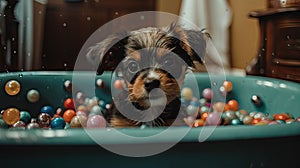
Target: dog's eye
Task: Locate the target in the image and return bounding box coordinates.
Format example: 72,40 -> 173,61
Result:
163,58 -> 175,66
127,61 -> 139,73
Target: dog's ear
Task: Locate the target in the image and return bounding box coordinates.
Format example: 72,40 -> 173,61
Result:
166,23 -> 210,68
86,31 -> 129,75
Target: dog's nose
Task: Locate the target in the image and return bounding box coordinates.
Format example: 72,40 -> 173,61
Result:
144,79 -> 160,92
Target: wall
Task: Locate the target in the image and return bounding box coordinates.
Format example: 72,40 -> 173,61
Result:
157,0 -> 267,70
229,0 -> 267,69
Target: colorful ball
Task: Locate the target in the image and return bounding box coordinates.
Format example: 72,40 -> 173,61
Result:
2,108 -> 20,125
5,80 -> 21,96
26,89 -> 40,103
37,113 -> 51,128
40,105 -> 55,117
186,105 -> 199,116
70,115 -> 87,128
75,92 -> 86,105
114,79 -> 124,90
64,80 -> 72,92
64,98 -> 75,109
51,117 -> 66,129
87,115 -> 106,128
227,99 -> 239,111
20,111 -> 31,124
222,80 -> 233,92
63,109 -> 76,123
181,87 -> 193,101
206,112 -> 221,126
26,119 -> 40,129
202,88 -> 213,100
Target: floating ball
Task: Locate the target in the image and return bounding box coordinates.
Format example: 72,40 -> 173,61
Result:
40,105 -> 55,117
64,80 -> 72,92
64,98 -> 75,109
2,108 -> 20,125
26,89 -> 40,103
5,80 -> 21,96
51,117 -> 66,129
87,115 -> 106,128
202,88 -> 213,100
181,87 -> 193,101
75,91 -> 86,105
222,80 -> 233,92
63,109 -> 76,123
37,113 -> 51,128
96,79 -> 105,89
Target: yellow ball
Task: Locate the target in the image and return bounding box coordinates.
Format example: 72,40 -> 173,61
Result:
5,80 -> 21,96
181,87 -> 193,101
2,108 -> 20,125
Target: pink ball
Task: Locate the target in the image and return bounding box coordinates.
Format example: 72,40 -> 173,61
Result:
206,112 -> 221,126
202,88 -> 213,100
114,79 -> 124,90
87,115 -> 106,128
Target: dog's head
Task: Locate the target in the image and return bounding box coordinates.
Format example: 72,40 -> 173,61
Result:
87,24 -> 208,110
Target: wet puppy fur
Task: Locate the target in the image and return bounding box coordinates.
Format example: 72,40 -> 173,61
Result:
87,23 -> 208,127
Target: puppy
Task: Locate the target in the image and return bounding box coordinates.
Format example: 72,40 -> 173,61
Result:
87,23 -> 208,127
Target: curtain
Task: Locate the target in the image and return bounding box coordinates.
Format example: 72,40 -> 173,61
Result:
180,0 -> 232,71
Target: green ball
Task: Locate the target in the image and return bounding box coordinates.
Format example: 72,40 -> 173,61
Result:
20,111 -> 31,124
231,118 -> 243,125
0,119 -> 8,128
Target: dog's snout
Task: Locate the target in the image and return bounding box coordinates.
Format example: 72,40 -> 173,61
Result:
144,79 -> 160,92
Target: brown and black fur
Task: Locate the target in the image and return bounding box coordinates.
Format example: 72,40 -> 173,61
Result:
87,23 -> 208,127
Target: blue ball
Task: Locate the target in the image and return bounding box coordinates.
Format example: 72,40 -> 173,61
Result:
50,117 -> 66,129
40,105 -> 55,117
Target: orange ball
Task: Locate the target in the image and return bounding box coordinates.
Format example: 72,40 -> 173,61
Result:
63,109 -> 76,123
227,100 -> 239,111
222,80 -> 233,92
193,119 -> 205,127
2,108 -> 20,125
201,112 -> 209,121
114,79 -> 124,90
64,98 -> 75,109
273,113 -> 289,121
213,102 -> 226,112
251,118 -> 261,125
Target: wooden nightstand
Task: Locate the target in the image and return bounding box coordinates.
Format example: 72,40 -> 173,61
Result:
246,1 -> 300,82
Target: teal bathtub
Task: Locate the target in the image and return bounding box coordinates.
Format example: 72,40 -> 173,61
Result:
0,71 -> 299,167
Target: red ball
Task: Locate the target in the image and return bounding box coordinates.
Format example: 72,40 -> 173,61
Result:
64,98 -> 75,109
